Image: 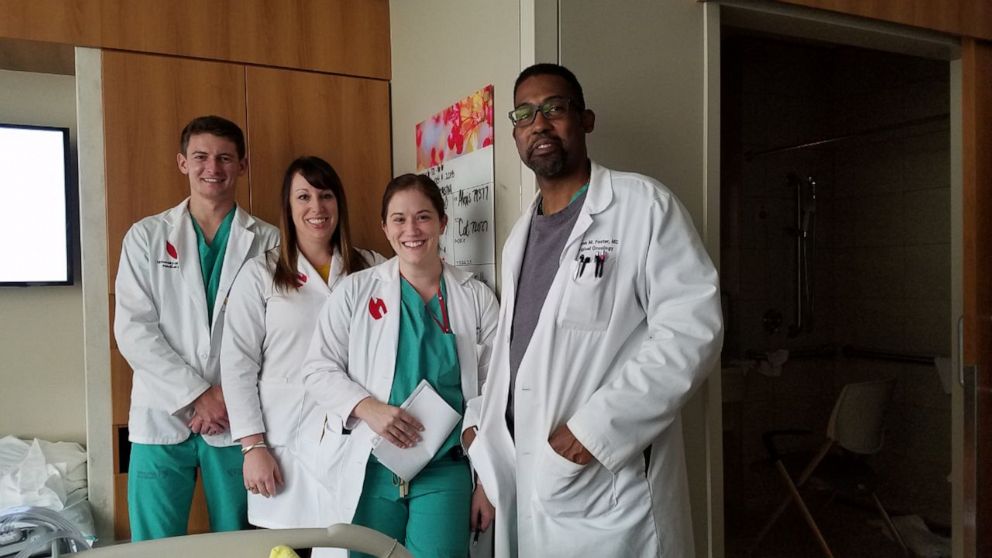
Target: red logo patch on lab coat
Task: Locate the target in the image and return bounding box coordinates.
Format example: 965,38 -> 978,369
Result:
297,273 -> 308,285
165,241 -> 178,259
369,297 -> 387,320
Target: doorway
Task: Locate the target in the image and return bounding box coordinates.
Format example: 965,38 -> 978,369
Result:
719,29 -> 953,557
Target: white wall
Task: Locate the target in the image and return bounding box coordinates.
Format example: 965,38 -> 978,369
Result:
0,68 -> 86,444
389,0 -> 524,289
391,2 -> 722,555
559,2 -> 720,555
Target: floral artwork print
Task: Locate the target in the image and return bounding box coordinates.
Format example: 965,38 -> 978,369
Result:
416,85 -> 494,172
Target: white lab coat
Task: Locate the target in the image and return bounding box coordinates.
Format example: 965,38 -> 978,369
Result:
301,257 -> 499,533
220,248 -> 385,528
469,162 -> 723,558
114,199 -> 279,447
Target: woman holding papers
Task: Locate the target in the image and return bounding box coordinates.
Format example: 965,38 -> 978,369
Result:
302,173 -> 499,557
220,156 -> 384,528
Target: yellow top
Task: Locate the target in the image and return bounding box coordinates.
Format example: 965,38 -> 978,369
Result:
315,262 -> 331,284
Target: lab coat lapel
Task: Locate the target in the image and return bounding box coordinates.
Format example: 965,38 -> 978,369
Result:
297,248 -> 345,293
170,200 -> 209,330
500,198 -> 536,320
370,259 -> 401,402
559,161 -> 613,264
296,252 -> 328,295
443,264 -> 480,397
211,206 -> 255,331
326,249 -> 345,292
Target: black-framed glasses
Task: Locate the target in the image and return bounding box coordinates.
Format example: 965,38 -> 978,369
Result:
508,97 -> 575,127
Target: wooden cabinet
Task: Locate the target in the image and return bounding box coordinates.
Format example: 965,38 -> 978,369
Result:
102,49 -> 391,540
774,0 -> 992,40
245,66 -> 393,256
0,0 -> 390,78
103,51 -> 251,289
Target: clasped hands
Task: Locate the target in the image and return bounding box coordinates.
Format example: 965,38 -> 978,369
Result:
187,385 -> 229,436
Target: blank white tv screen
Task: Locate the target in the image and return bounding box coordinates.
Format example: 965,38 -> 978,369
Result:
0,124 -> 72,285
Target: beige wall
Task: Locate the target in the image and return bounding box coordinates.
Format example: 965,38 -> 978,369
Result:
388,0 -> 523,291
559,2 -> 720,555
391,2 -> 722,555
0,68 -> 85,444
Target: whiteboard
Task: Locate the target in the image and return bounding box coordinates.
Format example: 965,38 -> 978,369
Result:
424,147 -> 495,289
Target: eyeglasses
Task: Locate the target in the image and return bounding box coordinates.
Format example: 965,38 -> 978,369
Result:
508,97 -> 575,127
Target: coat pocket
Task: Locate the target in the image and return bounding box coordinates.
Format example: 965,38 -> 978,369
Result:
258,380 -> 306,451
559,255 -> 616,331
534,440 -> 617,518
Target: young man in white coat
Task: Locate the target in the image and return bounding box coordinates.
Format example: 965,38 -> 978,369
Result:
114,115 -> 280,540
464,64 -> 723,557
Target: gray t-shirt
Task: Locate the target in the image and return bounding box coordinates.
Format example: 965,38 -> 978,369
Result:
507,190 -> 588,424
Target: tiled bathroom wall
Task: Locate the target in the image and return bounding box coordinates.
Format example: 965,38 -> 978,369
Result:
721,35 -> 951,526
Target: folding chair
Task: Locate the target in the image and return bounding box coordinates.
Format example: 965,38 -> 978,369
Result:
749,378 -> 908,557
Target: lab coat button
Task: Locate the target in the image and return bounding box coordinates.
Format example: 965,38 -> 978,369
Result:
200,353 -> 208,359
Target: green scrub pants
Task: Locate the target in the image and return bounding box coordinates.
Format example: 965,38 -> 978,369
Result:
127,435 -> 248,541
350,457 -> 473,558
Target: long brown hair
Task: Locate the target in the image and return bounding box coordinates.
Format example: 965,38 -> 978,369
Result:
273,156 -> 370,291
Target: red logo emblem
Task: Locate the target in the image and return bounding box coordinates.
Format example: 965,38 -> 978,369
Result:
297,273 -> 308,285
368,297 -> 387,320
165,241 -> 178,259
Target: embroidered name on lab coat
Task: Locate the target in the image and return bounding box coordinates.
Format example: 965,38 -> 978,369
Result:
157,241 -> 179,269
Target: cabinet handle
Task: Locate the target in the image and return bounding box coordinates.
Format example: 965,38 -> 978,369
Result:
958,314 -> 965,387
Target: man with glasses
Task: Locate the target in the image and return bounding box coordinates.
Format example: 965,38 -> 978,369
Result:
464,64 -> 723,557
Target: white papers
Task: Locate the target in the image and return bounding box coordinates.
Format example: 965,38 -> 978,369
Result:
370,380 -> 461,482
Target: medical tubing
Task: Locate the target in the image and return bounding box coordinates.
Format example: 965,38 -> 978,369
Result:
13,528 -> 89,558
0,506 -> 91,556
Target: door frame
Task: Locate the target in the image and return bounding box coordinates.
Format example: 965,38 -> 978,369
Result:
707,1 -> 964,556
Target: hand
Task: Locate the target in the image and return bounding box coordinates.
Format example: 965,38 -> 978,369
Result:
548,424 -> 594,465
353,397 -> 423,448
189,385 -> 229,435
242,439 -> 283,498
462,426 -> 478,450
470,482 -> 495,533
188,415 -> 208,435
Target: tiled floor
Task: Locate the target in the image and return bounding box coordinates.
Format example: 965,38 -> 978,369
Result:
725,484 -> 912,558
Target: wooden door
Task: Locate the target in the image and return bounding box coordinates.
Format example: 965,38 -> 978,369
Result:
245,67 -> 393,257
961,37 -> 992,558
102,49 -> 248,540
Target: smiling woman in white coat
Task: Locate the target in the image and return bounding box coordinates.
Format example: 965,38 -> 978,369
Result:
301,173 -> 499,558
220,156 -> 384,529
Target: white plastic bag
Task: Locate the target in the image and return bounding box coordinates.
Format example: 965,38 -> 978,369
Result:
0,436 -> 95,541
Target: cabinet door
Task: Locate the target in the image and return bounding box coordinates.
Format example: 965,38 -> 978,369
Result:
102,50 -> 248,540
245,67 -> 393,257
103,50 -> 250,287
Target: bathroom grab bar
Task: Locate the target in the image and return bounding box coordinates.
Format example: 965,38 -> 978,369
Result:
841,345 -> 936,366
742,345 -> 939,366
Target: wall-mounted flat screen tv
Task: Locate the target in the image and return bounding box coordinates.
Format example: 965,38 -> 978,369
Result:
0,123 -> 72,286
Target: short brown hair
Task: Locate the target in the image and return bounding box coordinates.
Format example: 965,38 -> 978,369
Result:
179,115 -> 246,159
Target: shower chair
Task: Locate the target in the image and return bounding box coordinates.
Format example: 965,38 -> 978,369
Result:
749,377 -> 908,557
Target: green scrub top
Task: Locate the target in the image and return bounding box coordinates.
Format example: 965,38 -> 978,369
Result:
538,182 -> 589,215
191,207 -> 236,324
388,276 -> 463,462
